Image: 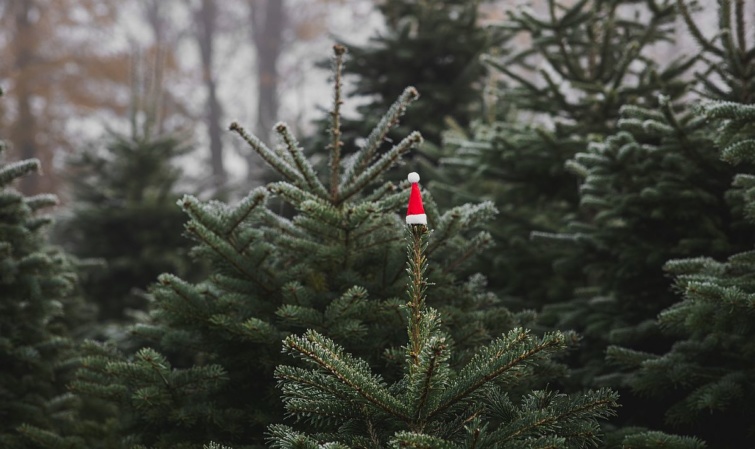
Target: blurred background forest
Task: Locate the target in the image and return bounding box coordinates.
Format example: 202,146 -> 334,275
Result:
1,0 -> 381,197
0,0 -> 713,197
4,1 -> 755,449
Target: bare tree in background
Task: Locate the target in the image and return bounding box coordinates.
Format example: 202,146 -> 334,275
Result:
9,0 -> 38,195
189,0 -> 227,188
135,0 -> 194,138
0,0 -> 126,195
248,0 -> 285,147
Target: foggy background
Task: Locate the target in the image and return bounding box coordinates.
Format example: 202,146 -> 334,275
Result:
0,0 -> 383,199
0,0 -> 715,200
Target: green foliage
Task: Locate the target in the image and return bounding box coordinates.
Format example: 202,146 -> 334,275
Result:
73,47 -> 514,449
54,132 -> 200,322
618,431 -> 706,449
0,97 -> 90,448
606,102 -> 755,448
336,0 -> 500,149
537,98 -> 745,386
527,0 -> 755,438
435,0 -> 688,306
268,226 -> 618,449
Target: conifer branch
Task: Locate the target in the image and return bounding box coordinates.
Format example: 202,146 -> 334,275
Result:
548,0 -> 586,82
0,159 -> 41,185
495,389 -> 618,443
407,225 -> 429,360
277,366 -> 357,410
339,131 -> 423,204
224,188 -> 268,236
429,330 -> 566,419
733,0 -> 746,54
275,122 -> 329,198
283,330 -> 410,420
676,0 -> 724,56
343,87 -> 420,186
329,45 -> 347,203
229,121 -> 305,186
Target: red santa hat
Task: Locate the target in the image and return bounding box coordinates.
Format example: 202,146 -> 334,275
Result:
405,172 -> 427,225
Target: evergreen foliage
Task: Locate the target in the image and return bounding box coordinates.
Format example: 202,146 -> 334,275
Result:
54,132 -> 199,322
606,102 -> 755,448
531,0 -> 755,444
266,225 -> 618,449
73,46 -> 515,449
337,0 -> 497,149
435,0 -> 689,306
0,88 -> 90,448
537,97 -> 746,390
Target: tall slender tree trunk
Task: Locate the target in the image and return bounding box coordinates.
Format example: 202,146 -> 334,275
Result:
13,0 -> 40,195
195,0 -> 226,188
142,0 -> 167,137
248,0 -> 284,180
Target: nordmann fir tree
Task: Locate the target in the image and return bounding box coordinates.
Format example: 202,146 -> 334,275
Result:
537,0 -> 754,427
604,104 -> 755,449
0,87 -> 91,449
54,131 -> 199,323
73,46 -> 514,449
326,0 -> 499,153
603,2 -> 755,446
537,94 -> 746,379
257,174 -> 618,449
534,97 -> 745,448
434,0 -> 692,307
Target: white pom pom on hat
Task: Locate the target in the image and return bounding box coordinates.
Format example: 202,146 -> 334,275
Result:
405,172 -> 427,225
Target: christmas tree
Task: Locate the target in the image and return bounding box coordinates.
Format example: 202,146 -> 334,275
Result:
336,0 -> 498,150
73,46 -> 515,449
54,131 -> 200,322
263,180 -> 619,449
530,0 -> 755,443
605,27 -> 755,446
0,87 -> 90,449
434,0 -> 690,307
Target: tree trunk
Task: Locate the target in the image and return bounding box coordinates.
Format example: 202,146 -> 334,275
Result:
13,0 -> 40,195
248,0 -> 285,180
195,0 -> 226,188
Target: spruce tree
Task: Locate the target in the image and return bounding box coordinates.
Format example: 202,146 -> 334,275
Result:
73,46 -> 515,449
54,131 -> 200,322
263,207 -> 619,449
0,87 -> 90,448
433,0 -> 689,307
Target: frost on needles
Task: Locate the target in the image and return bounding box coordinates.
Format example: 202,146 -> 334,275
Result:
265,224 -> 619,449
74,45 -> 508,449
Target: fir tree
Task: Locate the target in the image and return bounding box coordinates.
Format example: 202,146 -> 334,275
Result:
537,97 -> 746,391
336,0 -> 498,150
0,87 -> 90,448
54,131 -> 200,322
433,0 -> 690,307
73,46 -> 515,449
605,104 -> 755,449
530,0 -> 755,444
264,210 -> 618,449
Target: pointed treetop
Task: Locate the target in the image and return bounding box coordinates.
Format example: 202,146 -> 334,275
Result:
406,172 -> 426,225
